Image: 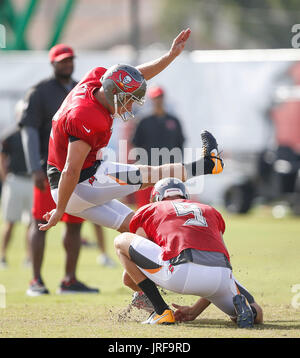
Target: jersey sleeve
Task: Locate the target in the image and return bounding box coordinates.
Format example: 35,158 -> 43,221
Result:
214,209 -> 226,234
79,67 -> 107,87
65,106 -> 104,148
129,204 -> 156,235
18,86 -> 43,129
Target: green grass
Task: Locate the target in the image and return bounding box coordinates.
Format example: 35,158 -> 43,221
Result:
0,206 -> 300,338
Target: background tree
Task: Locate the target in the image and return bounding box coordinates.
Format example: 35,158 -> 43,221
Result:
158,0 -> 300,49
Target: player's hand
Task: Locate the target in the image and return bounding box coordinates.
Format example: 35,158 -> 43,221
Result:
172,303 -> 198,322
169,28 -> 191,59
33,170 -> 47,191
38,209 -> 63,231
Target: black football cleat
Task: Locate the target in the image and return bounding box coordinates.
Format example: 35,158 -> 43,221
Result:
201,130 -> 224,174
57,279 -> 100,294
233,294 -> 254,328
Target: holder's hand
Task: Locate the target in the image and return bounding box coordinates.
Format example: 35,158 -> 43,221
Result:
172,303 -> 198,322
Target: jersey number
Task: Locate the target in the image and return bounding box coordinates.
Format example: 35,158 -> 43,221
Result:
172,202 -> 208,227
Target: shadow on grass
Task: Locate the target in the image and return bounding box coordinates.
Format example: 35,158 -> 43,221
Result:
181,319 -> 300,330
182,318 -> 235,328
258,321 -> 300,330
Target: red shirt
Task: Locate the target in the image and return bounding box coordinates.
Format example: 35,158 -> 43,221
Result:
47,67 -> 113,171
129,199 -> 229,262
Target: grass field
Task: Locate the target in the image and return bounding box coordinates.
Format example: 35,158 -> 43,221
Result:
0,205 -> 300,339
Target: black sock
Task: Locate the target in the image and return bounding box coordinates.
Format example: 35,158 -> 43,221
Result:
138,278 -> 169,315
184,157 -> 214,179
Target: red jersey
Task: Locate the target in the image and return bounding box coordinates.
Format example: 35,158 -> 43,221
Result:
47,67 -> 113,171
129,199 -> 229,262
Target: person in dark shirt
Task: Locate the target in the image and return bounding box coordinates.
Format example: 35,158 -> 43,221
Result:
0,128 -> 33,268
18,44 -> 99,295
131,85 -> 185,207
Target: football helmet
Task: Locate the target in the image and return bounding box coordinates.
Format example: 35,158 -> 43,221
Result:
101,64 -> 147,121
150,178 -> 189,202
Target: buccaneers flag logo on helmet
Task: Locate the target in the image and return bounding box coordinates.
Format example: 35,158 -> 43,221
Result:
101,64 -> 147,121
106,70 -> 142,94
107,69 -> 142,94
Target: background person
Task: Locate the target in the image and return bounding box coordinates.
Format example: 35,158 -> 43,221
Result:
0,123 -> 33,268
94,223 -> 116,267
131,85 -> 185,208
81,223 -> 116,267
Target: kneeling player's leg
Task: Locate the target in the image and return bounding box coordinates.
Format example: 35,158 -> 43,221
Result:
122,270 -> 140,291
233,276 -> 263,324
207,270 -> 258,327
206,268 -> 240,318
114,232 -> 171,317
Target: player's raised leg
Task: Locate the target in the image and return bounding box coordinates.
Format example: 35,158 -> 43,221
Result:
131,129 -> 223,190
42,128 -> 223,233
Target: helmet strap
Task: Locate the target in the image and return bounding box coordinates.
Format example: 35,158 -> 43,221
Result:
112,93 -> 135,122
113,94 -> 118,115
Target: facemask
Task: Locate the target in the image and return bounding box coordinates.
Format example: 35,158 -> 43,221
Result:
113,95 -> 135,122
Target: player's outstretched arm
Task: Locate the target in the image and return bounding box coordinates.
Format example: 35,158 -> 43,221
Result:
172,298 -> 211,322
39,140 -> 91,231
137,28 -> 191,81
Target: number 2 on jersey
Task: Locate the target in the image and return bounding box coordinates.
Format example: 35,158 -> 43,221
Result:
172,202 -> 208,227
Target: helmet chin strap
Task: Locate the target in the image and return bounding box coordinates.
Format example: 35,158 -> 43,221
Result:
113,94 -> 119,116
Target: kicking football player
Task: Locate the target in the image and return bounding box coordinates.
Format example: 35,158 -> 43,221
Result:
114,178 -> 263,327
39,28 -> 223,233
